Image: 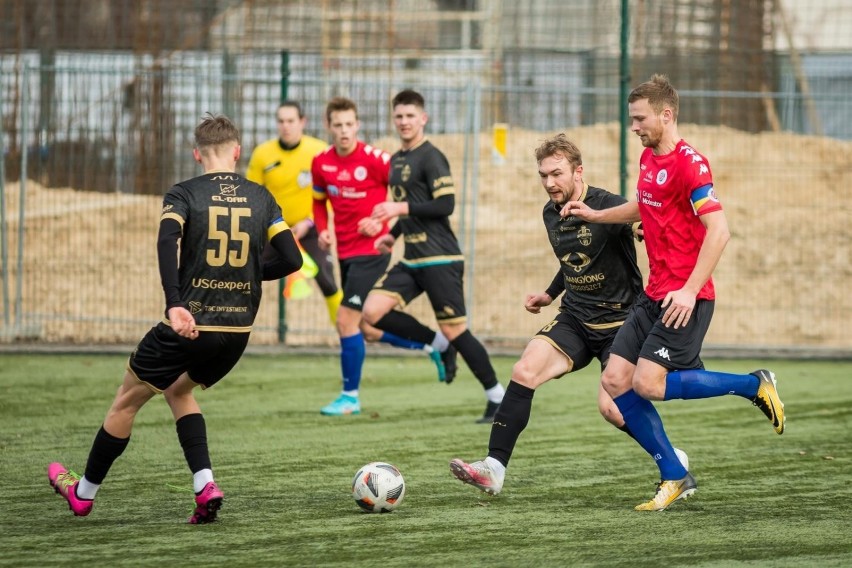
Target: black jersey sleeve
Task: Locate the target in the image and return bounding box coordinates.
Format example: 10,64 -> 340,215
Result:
261,230 -> 303,281
545,270 -> 565,300
408,194 -> 454,218
157,217 -> 184,311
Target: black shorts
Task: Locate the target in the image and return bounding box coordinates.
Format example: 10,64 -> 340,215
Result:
371,261 -> 467,324
533,310 -> 621,375
128,322 -> 250,391
611,291 -> 713,370
339,254 -> 391,311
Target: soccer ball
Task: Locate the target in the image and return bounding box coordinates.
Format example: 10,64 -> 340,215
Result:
351,462 -> 406,513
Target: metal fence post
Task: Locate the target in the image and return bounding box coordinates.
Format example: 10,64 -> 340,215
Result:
277,50 -> 291,343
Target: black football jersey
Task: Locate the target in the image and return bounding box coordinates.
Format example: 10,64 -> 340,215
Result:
389,140 -> 463,266
160,172 -> 288,331
542,185 -> 643,325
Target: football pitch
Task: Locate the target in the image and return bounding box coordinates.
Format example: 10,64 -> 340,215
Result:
2,353 -> 851,567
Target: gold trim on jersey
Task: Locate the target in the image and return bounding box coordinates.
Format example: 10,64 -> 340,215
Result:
126,361 -> 164,394
530,335 -> 575,375
437,315 -> 467,325
433,187 -> 455,198
160,318 -> 253,333
369,289 -> 407,308
401,137 -> 429,152
401,255 -> 465,267
583,320 -> 625,330
161,211 -> 185,225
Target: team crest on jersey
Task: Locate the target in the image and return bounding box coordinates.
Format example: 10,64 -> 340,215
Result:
297,171 -> 312,188
354,166 -> 368,181
656,169 -> 668,185
560,251 -> 591,273
401,164 -> 411,182
578,225 -> 592,246
549,229 -> 559,247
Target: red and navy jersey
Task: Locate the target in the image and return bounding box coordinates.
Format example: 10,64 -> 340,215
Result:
161,172 -> 289,331
311,141 -> 391,260
636,139 -> 722,301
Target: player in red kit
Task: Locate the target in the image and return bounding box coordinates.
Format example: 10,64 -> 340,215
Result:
312,97 -> 447,416
563,74 -> 785,511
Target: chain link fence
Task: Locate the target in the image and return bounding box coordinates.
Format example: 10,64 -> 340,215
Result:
2,0 -> 851,354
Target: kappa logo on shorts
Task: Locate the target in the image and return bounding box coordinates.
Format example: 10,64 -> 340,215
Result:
348,295 -> 362,306
654,347 -> 671,361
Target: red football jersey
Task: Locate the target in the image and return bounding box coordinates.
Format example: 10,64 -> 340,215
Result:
636,139 -> 722,301
311,141 -> 391,260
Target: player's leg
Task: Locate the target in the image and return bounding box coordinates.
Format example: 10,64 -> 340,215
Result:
173,332 -> 248,524
450,337 -> 570,495
364,269 -> 451,382
48,324 -> 184,516
300,228 -> 342,325
638,301 -> 784,434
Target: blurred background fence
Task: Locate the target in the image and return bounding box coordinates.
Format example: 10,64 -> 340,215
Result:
1,0 -> 850,354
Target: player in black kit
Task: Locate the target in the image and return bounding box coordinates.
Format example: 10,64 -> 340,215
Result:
362,89 -> 505,423
47,114 -> 302,524
449,133 -> 687,495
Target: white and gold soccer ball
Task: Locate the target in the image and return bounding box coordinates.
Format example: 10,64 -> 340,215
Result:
351,462 -> 406,513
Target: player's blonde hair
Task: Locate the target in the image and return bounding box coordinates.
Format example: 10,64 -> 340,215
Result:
534,133 -> 582,170
629,74 -> 679,121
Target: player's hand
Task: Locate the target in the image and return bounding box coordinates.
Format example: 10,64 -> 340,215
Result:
560,200 -> 596,220
633,222 -> 644,242
357,217 -> 383,237
661,289 -> 696,329
374,234 -> 395,254
168,306 -> 199,339
372,201 -> 406,223
525,292 -> 553,314
291,219 -> 313,240
318,229 -> 333,251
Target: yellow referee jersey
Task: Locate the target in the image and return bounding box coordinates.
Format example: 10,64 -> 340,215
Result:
246,135 -> 328,226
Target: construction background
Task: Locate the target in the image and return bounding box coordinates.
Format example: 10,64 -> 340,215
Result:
1,0 -> 850,355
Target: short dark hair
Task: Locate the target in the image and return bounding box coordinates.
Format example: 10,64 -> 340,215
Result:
392,89 -> 425,109
194,113 -> 240,149
628,74 -> 679,121
325,97 -> 358,123
278,100 -> 304,118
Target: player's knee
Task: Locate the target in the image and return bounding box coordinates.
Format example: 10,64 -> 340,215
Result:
632,375 -> 658,400
361,302 -> 382,327
600,367 -> 628,397
598,398 -> 622,426
511,358 -> 542,389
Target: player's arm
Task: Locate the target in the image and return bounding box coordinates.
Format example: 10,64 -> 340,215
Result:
156,217 -> 184,312
560,200 -> 639,223
682,209 -> 729,297
525,271 -> 562,314
261,228 -> 303,281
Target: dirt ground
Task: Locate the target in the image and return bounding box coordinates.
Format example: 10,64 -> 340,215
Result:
2,123 -> 850,349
